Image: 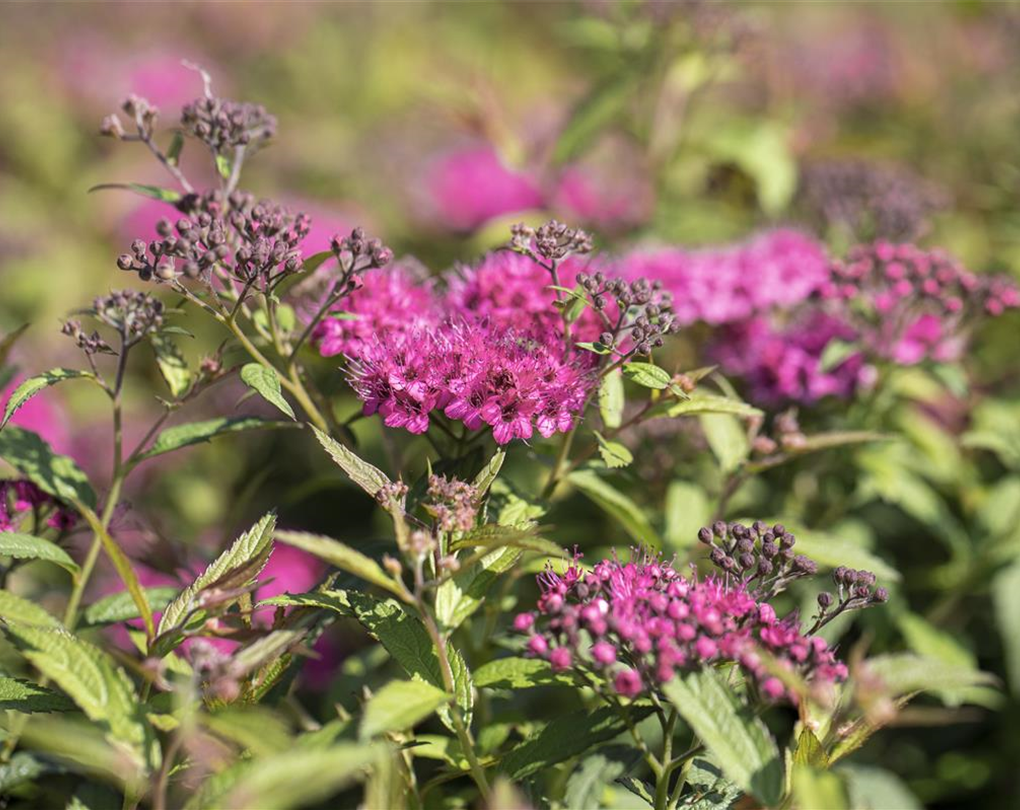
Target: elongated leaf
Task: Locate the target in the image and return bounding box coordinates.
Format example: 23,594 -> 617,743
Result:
568,470 -> 660,546
83,587 -> 179,627
301,250 -> 335,274
0,589 -> 61,626
435,546 -> 520,631
658,395 -> 762,419
0,532 -> 79,574
623,362 -> 671,390
240,363 -> 295,419
149,334 -> 191,398
993,559 -> 1020,696
312,426 -> 391,496
664,481 -> 711,551
565,745 -> 639,809
792,766 -> 848,810
552,75 -> 637,164
0,426 -> 96,509
274,530 -> 400,596
88,182 -> 182,202
598,367 -> 625,429
138,416 -> 296,462
680,757 -> 743,810
839,764 -> 921,810
188,744 -> 381,810
157,512 -> 276,637
447,523 -> 564,557
3,624 -> 159,770
473,656 -> 576,690
1,369 -> 96,429
359,679 -> 449,740
0,676 -> 76,712
700,414 -> 749,473
472,449 -> 505,497
500,704 -> 653,780
76,505 -> 154,637
663,669 -> 783,806
864,653 -> 996,696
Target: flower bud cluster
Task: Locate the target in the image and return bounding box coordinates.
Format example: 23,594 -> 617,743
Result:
92,290 -> 165,344
181,95 -> 276,155
329,227 -> 394,274
101,94 -> 160,141
510,220 -> 594,264
424,475 -> 479,533
1,480 -> 77,532
811,566 -> 888,632
576,272 -> 680,355
514,548 -> 853,703
751,408 -> 808,456
61,320 -> 112,356
697,521 -> 819,601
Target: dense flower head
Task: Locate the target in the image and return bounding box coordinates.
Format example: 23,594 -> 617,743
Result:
515,540 -> 857,703
710,313 -> 873,405
0,480 -> 77,533
90,290 -> 165,345
180,94 -> 277,154
348,319 -> 594,444
616,230 -> 829,326
425,474 -> 479,533
819,242 -> 1020,364
312,261 -> 441,360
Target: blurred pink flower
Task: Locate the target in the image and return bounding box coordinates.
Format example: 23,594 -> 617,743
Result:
422,145 -> 543,231
550,164 -> 651,231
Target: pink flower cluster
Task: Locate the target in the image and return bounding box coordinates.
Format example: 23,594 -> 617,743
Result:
710,313 -> 872,406
349,320 -> 591,445
615,230 -> 829,326
819,241 -> 1020,365
1,480 -> 77,532
514,551 -> 847,702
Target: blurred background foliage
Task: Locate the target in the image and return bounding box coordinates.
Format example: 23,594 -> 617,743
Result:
2,2 -> 1020,808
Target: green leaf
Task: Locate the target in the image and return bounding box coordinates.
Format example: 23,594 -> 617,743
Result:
137,416 -> 296,462
0,532 -> 79,574
552,75 -> 638,164
215,154 -> 232,179
662,669 -> 783,806
447,523 -> 565,557
568,469 -> 661,547
598,367 -> 625,429
302,250 -> 336,273
500,704 -> 653,780
657,394 -> 762,419
678,757 -> 743,810
0,676 -> 76,712
839,764 -> 921,810
82,587 -> 179,627
149,334 -> 191,398
0,588 -> 61,626
594,431 -> 633,469
864,653 -> 996,697
435,546 -> 520,632
792,766 -> 848,810
473,656 -> 576,690
188,744 -> 381,810
274,530 -> 401,597
781,525 -> 900,583
623,362 -> 672,390
993,559 -> 1020,696
240,363 -> 295,419
157,512 -> 276,639
0,752 -> 54,793
489,479 -> 546,528
699,414 -> 749,473
617,775 -> 655,807
3,624 -> 159,771
471,448 -> 505,498
201,707 -> 293,757
359,679 -> 449,740
0,426 -> 96,509
1,369 -> 96,430
87,182 -> 182,203
565,745 -> 638,810
312,425 -> 391,497
664,481 -> 711,551
166,131 -> 185,165
818,339 -> 859,373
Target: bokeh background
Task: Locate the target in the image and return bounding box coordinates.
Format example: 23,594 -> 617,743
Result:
2,2 -> 1020,808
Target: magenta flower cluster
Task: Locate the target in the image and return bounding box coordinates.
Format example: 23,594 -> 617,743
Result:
514,550 -> 848,703
614,229 -> 829,326
1,480 -> 77,532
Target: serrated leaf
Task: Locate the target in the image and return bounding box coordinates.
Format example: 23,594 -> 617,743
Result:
500,704 -> 653,780
599,367 -> 625,429
0,676 -> 76,712
312,425 -> 391,497
447,523 -> 564,557
663,669 -> 783,806
568,469 -> 660,547
274,530 -> 401,597
240,363 -> 295,419
0,588 -> 61,626
0,532 -> 79,574
157,512 -> 276,639
87,182 -> 182,203
359,679 -> 449,740
0,426 -> 96,509
700,413 -> 750,473
82,587 -> 179,627
565,745 -> 638,810
594,430 -> 633,469
3,624 -> 159,771
187,744 -> 380,810
149,334 -> 191,398
489,479 -> 546,528
435,546 -> 521,632
678,757 -> 743,810
617,775 -> 655,807
137,416 -> 296,461
623,362 -> 672,390
473,656 -> 576,690
1,369 -> 96,430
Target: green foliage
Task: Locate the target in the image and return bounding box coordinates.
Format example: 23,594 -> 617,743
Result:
137,416 -> 297,462
569,469 -> 661,546
359,679 -> 449,739
0,426 -> 96,508
0,531 -> 80,574
240,363 -> 296,419
0,368 -> 96,429
274,529 -> 403,596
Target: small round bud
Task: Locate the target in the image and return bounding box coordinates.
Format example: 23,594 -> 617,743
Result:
817,592 -> 834,609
